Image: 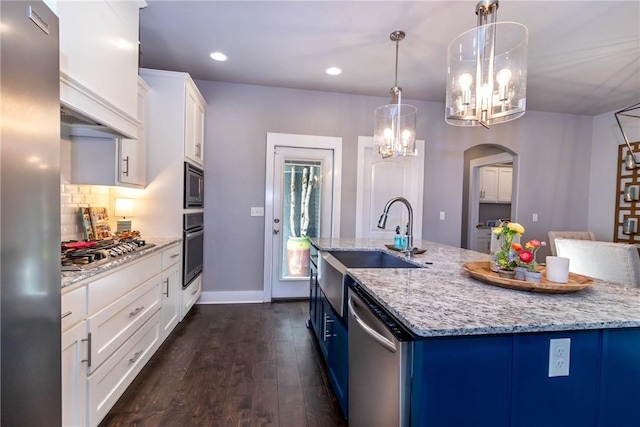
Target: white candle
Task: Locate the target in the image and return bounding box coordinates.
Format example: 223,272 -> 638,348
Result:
546,256 -> 570,283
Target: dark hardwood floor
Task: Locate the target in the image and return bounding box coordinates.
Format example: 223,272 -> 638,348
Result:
100,301 -> 348,427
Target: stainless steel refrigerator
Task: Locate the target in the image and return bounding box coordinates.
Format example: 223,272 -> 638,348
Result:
1,1 -> 62,425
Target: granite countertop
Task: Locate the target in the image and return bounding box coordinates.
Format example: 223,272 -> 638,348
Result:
312,238 -> 640,338
61,237 -> 181,289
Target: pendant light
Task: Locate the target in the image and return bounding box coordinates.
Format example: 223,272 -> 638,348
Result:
374,30 -> 417,158
445,0 -> 528,128
615,102 -> 640,170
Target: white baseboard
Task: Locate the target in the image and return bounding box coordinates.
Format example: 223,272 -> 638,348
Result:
197,290 -> 267,304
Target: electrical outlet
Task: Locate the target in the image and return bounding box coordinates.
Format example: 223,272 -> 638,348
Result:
250,207 -> 264,217
439,211 -> 445,220
548,338 -> 571,377
532,213 -> 538,222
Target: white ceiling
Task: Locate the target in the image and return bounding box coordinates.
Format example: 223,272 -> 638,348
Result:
139,0 -> 640,116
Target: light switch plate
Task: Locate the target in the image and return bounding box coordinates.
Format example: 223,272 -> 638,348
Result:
439,211 -> 445,220
250,207 -> 264,217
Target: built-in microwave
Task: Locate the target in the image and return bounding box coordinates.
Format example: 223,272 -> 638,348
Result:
184,162 -> 204,208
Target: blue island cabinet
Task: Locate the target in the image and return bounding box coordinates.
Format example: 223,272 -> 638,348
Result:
411,328 -> 640,427
308,260 -> 348,416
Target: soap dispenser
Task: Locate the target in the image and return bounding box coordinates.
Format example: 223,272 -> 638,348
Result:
394,226 -> 402,249
402,226 -> 409,250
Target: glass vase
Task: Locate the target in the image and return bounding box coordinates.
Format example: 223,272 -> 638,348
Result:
490,229 -> 520,272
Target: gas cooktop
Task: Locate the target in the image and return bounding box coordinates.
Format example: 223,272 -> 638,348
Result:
61,238 -> 155,271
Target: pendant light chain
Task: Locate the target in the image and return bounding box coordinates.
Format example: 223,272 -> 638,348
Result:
394,35 -> 399,89
373,30 -> 417,158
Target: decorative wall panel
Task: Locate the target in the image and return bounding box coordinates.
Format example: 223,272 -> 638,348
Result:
614,141 -> 640,243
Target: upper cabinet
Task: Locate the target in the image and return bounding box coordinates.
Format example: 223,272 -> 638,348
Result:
140,69 -> 206,167
118,78 -> 149,187
480,166 -> 512,203
184,82 -> 206,166
48,0 -> 146,139
71,77 -> 149,188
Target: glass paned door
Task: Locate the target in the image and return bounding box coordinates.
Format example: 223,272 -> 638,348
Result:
281,160 -> 322,279
272,147 -> 333,298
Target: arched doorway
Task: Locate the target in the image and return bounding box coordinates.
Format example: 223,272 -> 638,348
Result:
461,145 -> 519,251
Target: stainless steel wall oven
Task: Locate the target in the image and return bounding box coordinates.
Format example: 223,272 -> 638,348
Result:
184,162 -> 204,208
183,212 -> 204,287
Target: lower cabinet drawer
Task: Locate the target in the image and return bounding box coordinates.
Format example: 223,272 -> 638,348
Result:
86,274 -> 161,372
88,253 -> 162,314
87,311 -> 161,427
181,273 -> 201,320
62,286 -> 87,332
161,243 -> 181,270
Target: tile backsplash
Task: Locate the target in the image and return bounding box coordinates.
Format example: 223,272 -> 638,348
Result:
60,184 -> 111,241
60,136 -> 112,241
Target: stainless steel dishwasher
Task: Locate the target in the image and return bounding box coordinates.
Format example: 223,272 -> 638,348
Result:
347,283 -> 414,427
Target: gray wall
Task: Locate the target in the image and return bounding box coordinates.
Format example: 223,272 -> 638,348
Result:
198,80 -> 596,294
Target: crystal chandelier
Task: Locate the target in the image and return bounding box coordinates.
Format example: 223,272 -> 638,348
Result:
445,0 -> 528,128
374,31 -> 417,158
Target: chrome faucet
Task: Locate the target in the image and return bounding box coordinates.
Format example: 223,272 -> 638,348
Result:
377,196 -> 414,255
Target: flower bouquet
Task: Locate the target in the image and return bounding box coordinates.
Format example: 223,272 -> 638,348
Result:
491,221 -> 525,277
514,239 -> 547,282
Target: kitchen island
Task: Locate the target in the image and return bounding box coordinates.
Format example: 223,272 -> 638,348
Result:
312,238 -> 640,427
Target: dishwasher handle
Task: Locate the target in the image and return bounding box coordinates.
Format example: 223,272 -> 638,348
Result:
348,295 -> 397,353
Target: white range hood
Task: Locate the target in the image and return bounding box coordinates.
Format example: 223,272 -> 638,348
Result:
60,72 -> 138,139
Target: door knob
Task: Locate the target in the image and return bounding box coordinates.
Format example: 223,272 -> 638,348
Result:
273,229 -> 279,234
274,218 -> 280,223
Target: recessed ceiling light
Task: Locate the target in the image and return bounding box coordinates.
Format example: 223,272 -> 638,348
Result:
325,67 -> 342,76
210,51 -> 228,62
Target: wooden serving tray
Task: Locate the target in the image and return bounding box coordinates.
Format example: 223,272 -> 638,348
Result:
384,244 -> 426,254
461,261 -> 593,294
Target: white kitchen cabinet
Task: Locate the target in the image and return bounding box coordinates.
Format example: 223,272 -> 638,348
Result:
70,77 -> 149,188
87,312 -> 161,426
61,285 -> 87,333
85,274 -> 161,372
497,168 -> 513,203
62,248 -> 169,427
61,286 -> 89,427
118,78 -> 149,187
480,166 -> 512,203
477,228 -> 492,254
181,274 -> 202,321
48,0 -> 144,139
140,68 -> 205,169
184,81 -> 206,166
137,69 -> 204,313
62,321 -> 88,427
137,68 -> 206,238
160,244 -> 182,341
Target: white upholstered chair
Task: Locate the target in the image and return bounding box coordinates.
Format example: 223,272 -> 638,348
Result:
548,231 -> 597,256
554,238 -> 640,286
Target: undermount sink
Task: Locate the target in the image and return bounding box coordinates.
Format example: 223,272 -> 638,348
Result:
328,250 -> 419,269
320,250 -> 419,318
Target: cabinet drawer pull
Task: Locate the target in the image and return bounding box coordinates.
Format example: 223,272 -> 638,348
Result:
81,333 -> 92,367
191,289 -> 198,296
163,278 -> 170,297
61,311 -> 72,319
129,351 -> 142,364
323,313 -> 334,342
129,306 -> 144,317
170,253 -> 180,259
123,156 -> 130,176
